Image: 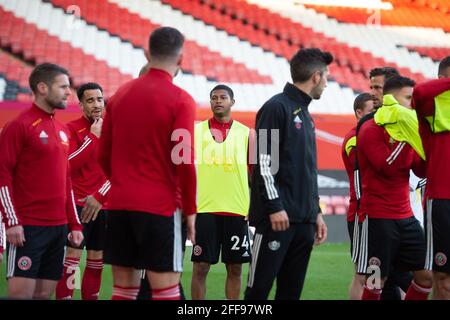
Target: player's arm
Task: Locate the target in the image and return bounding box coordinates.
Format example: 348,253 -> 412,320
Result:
0,121 -> 26,246
98,105 -> 113,178
247,128 -> 256,179
65,164 -> 84,247
173,92 -> 197,243
254,102 -> 288,231
358,123 -> 410,176
67,122 -> 102,171
79,179 -> 110,224
411,151 -> 426,178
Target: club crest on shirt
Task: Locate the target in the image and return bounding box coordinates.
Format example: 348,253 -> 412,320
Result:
268,240 -> 280,251
59,130 -> 68,143
435,252 -> 447,266
18,256 -> 32,271
39,130 -> 48,145
294,115 -> 302,129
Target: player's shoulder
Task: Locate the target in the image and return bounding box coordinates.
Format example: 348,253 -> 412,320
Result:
344,126 -> 357,142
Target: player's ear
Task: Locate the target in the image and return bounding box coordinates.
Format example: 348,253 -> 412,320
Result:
177,53 -> 183,67
230,98 -> 235,107
37,82 -> 48,95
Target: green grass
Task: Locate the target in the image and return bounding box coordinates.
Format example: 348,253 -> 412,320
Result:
0,243 -> 353,300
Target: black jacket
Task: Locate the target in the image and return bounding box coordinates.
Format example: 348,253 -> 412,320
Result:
249,83 -> 319,227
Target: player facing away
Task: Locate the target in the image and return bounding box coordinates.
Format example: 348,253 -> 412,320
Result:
98,27 -> 197,300
341,93 -> 375,300
412,77 -> 450,300
357,76 -> 432,300
0,63 -> 83,299
191,85 -> 252,300
55,83 -> 109,300
245,48 -> 329,300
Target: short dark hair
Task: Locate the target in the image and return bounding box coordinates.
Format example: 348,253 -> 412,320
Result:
149,27 -> 184,60
383,75 -> 416,94
438,56 -> 450,76
29,63 -> 69,93
369,67 -> 399,80
210,84 -> 234,100
353,93 -> 373,113
77,82 -> 103,101
290,48 -> 334,83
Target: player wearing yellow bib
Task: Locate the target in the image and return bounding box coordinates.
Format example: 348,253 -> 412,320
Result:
191,85 -> 252,300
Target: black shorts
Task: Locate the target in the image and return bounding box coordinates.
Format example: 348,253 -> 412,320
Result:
104,210 -> 184,272
347,215 -> 360,264
191,213 -> 251,264
357,217 -> 426,278
425,199 -> 450,273
6,225 -> 68,280
66,206 -> 106,251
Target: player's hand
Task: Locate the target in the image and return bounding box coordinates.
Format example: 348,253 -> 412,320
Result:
186,214 -> 196,245
6,225 -> 25,247
90,118 -> 103,138
269,210 -> 289,232
68,230 -> 84,248
315,213 -> 327,246
79,195 -> 102,223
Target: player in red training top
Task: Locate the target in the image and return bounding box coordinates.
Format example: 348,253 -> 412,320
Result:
341,93 -> 374,299
412,76 -> 450,300
357,76 -> 432,300
56,82 -> 109,300
0,63 -> 83,299
98,27 -> 197,300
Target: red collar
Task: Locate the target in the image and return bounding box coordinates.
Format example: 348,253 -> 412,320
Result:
32,103 -> 56,118
147,68 -> 173,82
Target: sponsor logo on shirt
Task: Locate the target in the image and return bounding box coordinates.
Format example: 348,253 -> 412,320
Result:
39,130 -> 48,145
294,115 -> 302,129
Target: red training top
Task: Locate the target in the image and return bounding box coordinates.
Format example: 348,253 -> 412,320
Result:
98,68 -> 197,216
0,104 -> 82,230
341,127 -> 357,222
67,116 -> 110,207
358,119 -> 425,220
412,78 -> 450,200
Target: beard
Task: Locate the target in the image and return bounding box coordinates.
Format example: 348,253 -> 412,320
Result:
46,96 -> 67,110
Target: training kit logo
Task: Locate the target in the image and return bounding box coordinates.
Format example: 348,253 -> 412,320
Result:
368,256 -> 381,267
294,116 -> 302,129
435,252 -> 447,266
242,251 -> 250,258
18,256 -> 32,271
39,130 -> 48,144
193,245 -> 202,256
268,240 -> 280,251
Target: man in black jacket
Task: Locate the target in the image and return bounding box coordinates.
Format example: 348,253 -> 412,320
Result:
245,48 -> 330,300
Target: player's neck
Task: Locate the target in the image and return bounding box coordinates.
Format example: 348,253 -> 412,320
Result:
34,98 -> 56,115
213,114 -> 231,123
293,82 -> 314,99
148,61 -> 177,78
